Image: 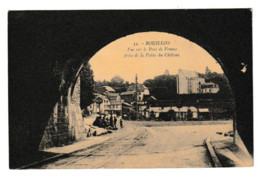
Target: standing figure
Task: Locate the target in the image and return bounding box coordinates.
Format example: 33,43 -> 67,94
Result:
113,116 -> 117,128
110,115 -> 113,128
102,117 -> 107,128
120,118 -> 123,128
106,116 -> 109,125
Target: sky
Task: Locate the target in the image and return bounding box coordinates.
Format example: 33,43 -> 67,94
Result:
89,32 -> 223,83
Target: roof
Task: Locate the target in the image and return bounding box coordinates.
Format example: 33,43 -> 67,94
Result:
198,108 -> 209,112
110,100 -> 122,105
189,106 -> 198,112
107,93 -> 120,102
96,94 -> 108,100
127,84 -> 148,92
149,96 -> 157,100
149,107 -> 162,112
102,86 -> 115,92
178,69 -> 198,78
161,107 -> 173,112
122,102 -> 133,107
106,92 -> 119,97
179,107 -> 188,112
202,82 -> 215,85
120,91 -> 135,96
172,107 -> 179,112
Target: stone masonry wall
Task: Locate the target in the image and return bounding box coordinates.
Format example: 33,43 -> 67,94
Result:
68,76 -> 86,141
39,76 -> 86,150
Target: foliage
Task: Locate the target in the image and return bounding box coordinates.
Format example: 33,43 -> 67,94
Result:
80,63 -> 95,109
144,72 -> 234,101
144,74 -> 177,100
204,72 -> 233,99
95,78 -> 131,93
111,75 -> 124,84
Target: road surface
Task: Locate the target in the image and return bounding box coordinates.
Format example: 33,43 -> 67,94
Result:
40,120 -> 233,169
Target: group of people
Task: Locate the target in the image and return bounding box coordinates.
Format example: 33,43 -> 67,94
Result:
93,114 -> 123,129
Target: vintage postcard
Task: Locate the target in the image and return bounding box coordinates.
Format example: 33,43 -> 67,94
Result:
8,9 -> 253,169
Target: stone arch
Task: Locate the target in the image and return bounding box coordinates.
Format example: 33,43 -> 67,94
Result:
9,10 -> 252,168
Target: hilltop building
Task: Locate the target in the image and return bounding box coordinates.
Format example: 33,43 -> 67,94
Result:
177,69 -> 219,94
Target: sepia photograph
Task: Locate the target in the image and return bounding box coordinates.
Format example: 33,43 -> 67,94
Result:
8,9 -> 253,169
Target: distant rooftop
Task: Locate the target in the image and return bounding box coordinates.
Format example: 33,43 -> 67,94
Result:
127,83 -> 148,92
106,93 -> 120,101
102,86 -> 116,92
120,91 -> 135,96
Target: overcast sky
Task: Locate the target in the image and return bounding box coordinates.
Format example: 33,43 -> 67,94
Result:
89,32 -> 223,83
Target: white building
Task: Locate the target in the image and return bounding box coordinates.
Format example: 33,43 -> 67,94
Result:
201,82 -> 219,93
88,94 -> 110,114
177,69 -> 205,94
88,93 -> 123,115
177,69 -> 219,94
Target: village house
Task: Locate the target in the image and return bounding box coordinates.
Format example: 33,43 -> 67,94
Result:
198,108 -> 210,120
88,94 -> 110,115
105,92 -> 123,116
120,83 -> 150,103
88,86 -> 124,116
201,82 -> 219,93
101,86 -> 116,94
176,107 -> 188,120
120,91 -> 135,104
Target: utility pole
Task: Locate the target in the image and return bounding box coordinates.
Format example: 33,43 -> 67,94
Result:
176,76 -> 181,120
135,74 -> 139,120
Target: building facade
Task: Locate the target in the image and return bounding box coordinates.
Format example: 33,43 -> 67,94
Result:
201,82 -> 219,93
177,69 -> 219,94
88,92 -> 123,116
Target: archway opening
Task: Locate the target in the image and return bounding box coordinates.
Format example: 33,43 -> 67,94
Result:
80,32 -> 237,158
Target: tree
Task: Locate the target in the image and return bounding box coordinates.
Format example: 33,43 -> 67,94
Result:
94,76 -> 129,93
144,74 -> 177,100
111,75 -> 124,84
80,63 -> 95,109
205,72 -> 233,100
